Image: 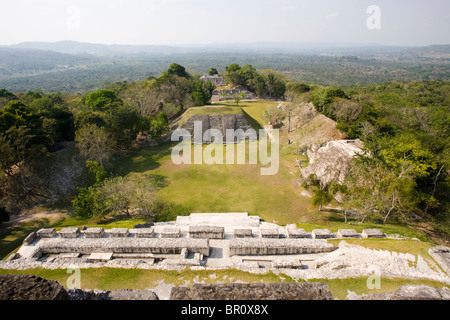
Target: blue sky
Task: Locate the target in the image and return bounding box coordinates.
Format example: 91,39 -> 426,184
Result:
1,0 -> 449,46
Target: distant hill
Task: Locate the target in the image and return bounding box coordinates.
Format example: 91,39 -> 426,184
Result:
0,41 -> 449,93
8,41 -> 184,57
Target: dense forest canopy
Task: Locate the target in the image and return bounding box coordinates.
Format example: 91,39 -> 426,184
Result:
1,43 -> 449,93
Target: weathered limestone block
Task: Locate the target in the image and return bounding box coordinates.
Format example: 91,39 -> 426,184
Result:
37,228 -> 56,238
84,227 -> 105,238
88,252 -> 113,261
133,228 -> 155,238
260,228 -> 279,239
59,228 -> 80,239
29,247 -> 43,260
362,229 -> 385,238
337,229 -> 359,238
108,228 -> 129,238
23,232 -> 37,246
234,229 -> 253,238
312,229 -> 333,239
286,228 -> 308,239
170,283 -> 334,300
229,239 -> 335,256
189,226 -> 224,239
60,253 -> 81,259
428,246 -> 450,275
160,227 -> 181,238
272,259 -> 303,269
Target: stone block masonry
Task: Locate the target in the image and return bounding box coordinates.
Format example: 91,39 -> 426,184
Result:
312,229 -> 333,239
286,228 -> 308,239
160,227 -> 181,238
23,232 -> 37,246
234,229 -> 253,238
362,229 -> 385,238
37,228 -> 56,238
108,228 -> 129,238
37,238 -> 211,257
84,228 -> 105,238
189,226 -> 225,239
260,228 -> 279,239
229,239 -> 336,256
170,283 -> 333,300
59,227 -> 80,239
134,228 -> 155,238
337,229 -> 359,238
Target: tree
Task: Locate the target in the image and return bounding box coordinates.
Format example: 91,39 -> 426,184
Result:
120,82 -> 162,117
75,124 -> 116,166
264,73 -> 277,99
85,89 -> 122,111
166,63 -> 190,79
233,93 -> 246,106
208,68 -> 219,76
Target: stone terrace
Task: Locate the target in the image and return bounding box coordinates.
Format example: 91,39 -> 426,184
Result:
4,213 -> 393,272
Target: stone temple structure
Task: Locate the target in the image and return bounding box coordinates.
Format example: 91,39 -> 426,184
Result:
5,213 -> 392,272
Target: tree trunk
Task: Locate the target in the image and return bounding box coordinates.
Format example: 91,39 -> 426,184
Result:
424,164 -> 444,214
383,195 -> 396,224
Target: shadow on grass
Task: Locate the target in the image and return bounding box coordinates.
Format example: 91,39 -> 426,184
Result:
0,218 -> 58,260
153,202 -> 192,222
109,142 -> 176,176
241,108 -> 263,131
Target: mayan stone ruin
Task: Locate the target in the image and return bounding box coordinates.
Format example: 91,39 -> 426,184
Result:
1,212 -> 449,287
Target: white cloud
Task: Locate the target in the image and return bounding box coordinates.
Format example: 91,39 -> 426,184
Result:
326,12 -> 340,19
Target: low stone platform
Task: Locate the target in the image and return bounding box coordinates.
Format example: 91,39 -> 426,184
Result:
134,228 -> 155,238
260,228 -> 279,239
312,229 -> 333,239
337,229 -> 359,238
108,228 -> 129,238
160,227 -> 181,238
189,226 -> 225,239
59,228 -> 80,239
286,228 -> 308,239
362,229 -> 385,238
37,238 -> 210,257
229,239 -> 336,256
84,228 -> 105,239
37,228 -> 56,238
234,229 -> 253,238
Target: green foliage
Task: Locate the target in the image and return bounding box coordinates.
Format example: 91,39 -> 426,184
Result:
208,68 -> 219,76
72,175 -> 159,219
146,112 -> 169,140
85,89 -> 123,111
75,124 -> 116,166
86,161 -> 107,185
166,63 -> 190,79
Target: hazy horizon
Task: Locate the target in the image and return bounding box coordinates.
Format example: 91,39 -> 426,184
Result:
1,0 -> 449,47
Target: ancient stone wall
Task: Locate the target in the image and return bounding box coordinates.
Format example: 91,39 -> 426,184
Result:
229,239 -> 336,256
170,283 -> 334,300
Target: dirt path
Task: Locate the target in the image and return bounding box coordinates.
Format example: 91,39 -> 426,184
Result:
0,212 -> 66,236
